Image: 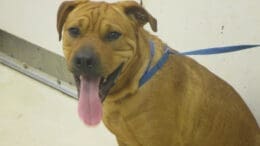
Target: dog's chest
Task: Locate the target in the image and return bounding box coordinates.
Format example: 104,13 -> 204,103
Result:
102,92 -> 158,145
102,101 -> 138,143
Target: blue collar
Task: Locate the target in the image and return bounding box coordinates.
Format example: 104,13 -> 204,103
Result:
139,40 -> 259,87
139,41 -> 173,87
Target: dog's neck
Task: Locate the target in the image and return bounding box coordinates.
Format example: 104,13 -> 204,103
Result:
147,34 -> 165,67
105,29 -> 165,103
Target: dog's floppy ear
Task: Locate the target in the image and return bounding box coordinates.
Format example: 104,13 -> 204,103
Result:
122,1 -> 157,32
57,1 -> 79,41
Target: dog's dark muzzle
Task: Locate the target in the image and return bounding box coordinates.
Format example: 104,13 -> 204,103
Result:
71,47 -> 124,102
72,48 -> 102,77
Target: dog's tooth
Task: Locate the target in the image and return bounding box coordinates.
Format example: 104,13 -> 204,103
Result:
103,78 -> 107,83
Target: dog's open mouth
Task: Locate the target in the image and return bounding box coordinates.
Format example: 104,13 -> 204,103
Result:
73,63 -> 123,126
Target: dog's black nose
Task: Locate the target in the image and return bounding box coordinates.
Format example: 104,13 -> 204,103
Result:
73,48 -> 101,76
75,52 -> 95,69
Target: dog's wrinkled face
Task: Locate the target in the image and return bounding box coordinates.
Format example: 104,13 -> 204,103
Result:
57,0 -> 156,126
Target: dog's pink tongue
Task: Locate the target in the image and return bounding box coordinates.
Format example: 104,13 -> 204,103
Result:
78,76 -> 102,126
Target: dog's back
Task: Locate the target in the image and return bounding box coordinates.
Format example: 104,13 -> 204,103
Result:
162,54 -> 260,146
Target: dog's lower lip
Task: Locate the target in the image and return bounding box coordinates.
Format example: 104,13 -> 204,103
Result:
73,63 -> 124,102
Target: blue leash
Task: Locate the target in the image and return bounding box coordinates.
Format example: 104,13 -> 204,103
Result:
139,41 -> 260,87
182,44 -> 260,55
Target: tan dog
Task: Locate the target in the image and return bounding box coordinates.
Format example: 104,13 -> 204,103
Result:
57,0 -> 260,145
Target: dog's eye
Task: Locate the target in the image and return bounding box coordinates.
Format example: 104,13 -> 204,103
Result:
105,31 -> 122,41
68,27 -> 81,38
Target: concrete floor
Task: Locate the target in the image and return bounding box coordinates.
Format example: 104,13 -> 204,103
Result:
0,64 -> 116,146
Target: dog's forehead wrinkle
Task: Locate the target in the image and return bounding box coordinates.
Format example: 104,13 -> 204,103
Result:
69,3 -> 129,37
110,5 -> 130,21
72,2 -> 110,32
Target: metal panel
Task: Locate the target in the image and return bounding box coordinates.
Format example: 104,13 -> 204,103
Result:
0,29 -> 77,99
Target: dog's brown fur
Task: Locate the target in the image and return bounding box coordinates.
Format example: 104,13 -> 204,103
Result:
57,1 -> 260,145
